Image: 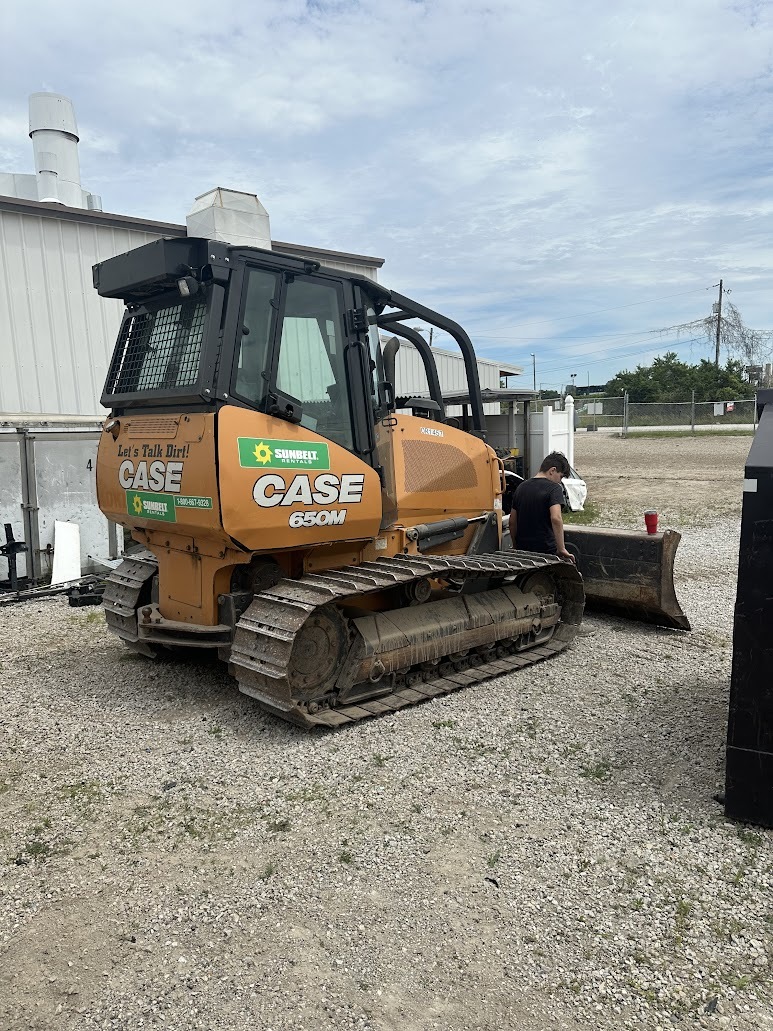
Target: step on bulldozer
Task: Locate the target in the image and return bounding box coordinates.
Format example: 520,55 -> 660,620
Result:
94,237 -> 682,728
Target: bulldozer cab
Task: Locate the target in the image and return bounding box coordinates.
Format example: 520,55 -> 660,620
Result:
97,237 -> 487,456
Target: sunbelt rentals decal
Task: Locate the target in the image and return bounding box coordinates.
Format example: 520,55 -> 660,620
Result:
238,437 -> 330,470
126,491 -> 213,522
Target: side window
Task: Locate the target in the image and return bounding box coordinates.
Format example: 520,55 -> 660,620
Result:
235,268 -> 280,402
276,278 -> 353,450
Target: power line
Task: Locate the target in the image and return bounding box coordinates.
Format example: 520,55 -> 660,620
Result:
533,336 -> 706,375
476,329 -> 663,341
477,287 -> 711,333
514,333 -> 697,368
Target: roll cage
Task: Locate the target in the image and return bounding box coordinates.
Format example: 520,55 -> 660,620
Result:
95,237 -> 487,440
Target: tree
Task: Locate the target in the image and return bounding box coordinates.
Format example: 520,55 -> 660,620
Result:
656,299 -> 773,367
605,354 -> 748,402
606,353 -> 691,402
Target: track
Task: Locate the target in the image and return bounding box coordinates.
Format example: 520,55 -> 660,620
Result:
230,552 -> 584,728
103,548 -> 584,729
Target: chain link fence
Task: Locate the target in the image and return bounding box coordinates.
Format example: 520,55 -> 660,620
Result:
624,397 -> 756,434
575,396 -> 626,432
536,395 -> 757,434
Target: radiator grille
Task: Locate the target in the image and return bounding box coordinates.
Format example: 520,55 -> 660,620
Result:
402,440 -> 478,494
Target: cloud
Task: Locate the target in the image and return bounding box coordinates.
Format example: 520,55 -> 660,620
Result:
2,0 -> 773,384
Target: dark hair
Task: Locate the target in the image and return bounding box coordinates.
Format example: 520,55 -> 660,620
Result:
539,451 -> 570,477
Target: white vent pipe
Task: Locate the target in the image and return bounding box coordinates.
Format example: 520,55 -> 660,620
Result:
28,93 -> 83,207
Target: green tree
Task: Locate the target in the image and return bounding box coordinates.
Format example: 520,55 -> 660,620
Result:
690,359 -> 748,402
605,354 -> 748,402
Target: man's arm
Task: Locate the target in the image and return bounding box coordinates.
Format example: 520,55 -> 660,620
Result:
549,503 -> 575,562
508,507 -> 517,548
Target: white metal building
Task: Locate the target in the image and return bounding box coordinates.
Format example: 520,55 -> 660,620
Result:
0,194 -> 385,418
0,93 -> 525,419
392,341 -> 522,416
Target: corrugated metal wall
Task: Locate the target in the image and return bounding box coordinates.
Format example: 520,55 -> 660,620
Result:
394,341 -> 514,414
0,209 -> 158,416
0,209 -> 380,419
0,205 -> 514,419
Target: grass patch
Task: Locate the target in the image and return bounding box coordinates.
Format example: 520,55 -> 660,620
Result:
625,429 -> 755,439
675,899 -> 693,935
561,742 -> 583,759
564,500 -> 602,525
126,797 -> 259,848
59,780 -> 103,805
736,826 -> 764,847
258,860 -> 276,880
580,759 -> 612,781
522,717 -> 538,740
10,821 -> 72,865
68,610 -> 104,626
266,817 -> 291,833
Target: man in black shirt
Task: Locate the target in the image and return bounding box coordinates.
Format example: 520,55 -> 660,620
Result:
510,451 -> 575,562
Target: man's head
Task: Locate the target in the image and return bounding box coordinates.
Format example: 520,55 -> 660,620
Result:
539,451 -> 571,482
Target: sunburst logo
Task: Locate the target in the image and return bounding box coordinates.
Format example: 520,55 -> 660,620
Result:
252,441 -> 273,465
132,494 -> 144,515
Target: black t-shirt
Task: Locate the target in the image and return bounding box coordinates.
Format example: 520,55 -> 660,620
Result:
512,477 -> 564,554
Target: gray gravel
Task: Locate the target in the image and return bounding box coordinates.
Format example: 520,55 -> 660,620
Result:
1,513 -> 771,1030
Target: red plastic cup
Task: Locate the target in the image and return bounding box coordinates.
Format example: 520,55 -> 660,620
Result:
644,510 -> 658,535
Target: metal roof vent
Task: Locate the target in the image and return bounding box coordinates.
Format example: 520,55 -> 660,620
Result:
186,188 -> 272,250
28,93 -> 83,207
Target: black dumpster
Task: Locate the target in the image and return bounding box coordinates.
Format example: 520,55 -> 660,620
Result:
725,389 -> 773,827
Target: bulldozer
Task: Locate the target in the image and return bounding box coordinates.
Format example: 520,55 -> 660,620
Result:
94,236 -> 682,728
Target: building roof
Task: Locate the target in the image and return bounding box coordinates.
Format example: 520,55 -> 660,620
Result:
0,194 -> 385,269
425,344 -> 523,378
441,387 -> 537,405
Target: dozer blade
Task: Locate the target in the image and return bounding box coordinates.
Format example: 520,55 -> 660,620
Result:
564,526 -> 690,630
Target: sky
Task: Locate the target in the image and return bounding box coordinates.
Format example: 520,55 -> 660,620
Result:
2,0 -> 772,391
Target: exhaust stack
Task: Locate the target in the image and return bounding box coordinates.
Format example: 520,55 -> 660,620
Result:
28,93 -> 98,208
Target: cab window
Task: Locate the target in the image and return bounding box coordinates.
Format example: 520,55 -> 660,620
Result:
235,268 -> 280,403
275,277 -> 353,451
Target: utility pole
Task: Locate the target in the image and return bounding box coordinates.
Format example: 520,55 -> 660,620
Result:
714,279 -> 723,367
530,353 -> 536,392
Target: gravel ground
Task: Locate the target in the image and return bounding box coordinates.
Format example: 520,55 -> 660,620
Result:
1,437 -> 771,1031
573,432 -> 751,527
